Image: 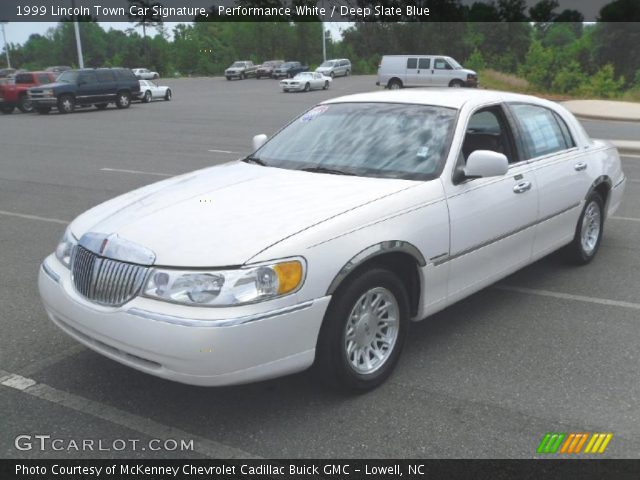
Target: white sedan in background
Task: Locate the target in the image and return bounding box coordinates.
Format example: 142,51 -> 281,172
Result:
281,72 -> 331,92
138,80 -> 172,103
132,68 -> 159,80
38,89 -> 625,392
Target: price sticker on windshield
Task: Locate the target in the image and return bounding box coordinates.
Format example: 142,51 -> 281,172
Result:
301,106 -> 329,122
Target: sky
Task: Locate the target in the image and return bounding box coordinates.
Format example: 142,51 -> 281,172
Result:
3,21 -> 351,47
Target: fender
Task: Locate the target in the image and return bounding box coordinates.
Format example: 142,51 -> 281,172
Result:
326,240 -> 426,295
587,175 -> 612,215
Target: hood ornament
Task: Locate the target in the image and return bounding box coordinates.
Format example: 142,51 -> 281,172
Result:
78,232 -> 156,266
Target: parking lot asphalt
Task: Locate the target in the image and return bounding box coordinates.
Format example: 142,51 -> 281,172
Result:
1,75 -> 639,459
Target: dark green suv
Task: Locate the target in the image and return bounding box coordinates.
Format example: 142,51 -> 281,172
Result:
28,68 -> 141,114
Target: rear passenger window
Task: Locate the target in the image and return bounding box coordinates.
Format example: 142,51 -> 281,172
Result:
511,104 -> 572,159
79,72 -> 97,84
407,58 -> 417,69
418,58 -> 430,69
96,70 -> 115,82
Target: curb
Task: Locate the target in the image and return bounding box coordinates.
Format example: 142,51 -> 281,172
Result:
574,113 -> 640,123
611,140 -> 640,156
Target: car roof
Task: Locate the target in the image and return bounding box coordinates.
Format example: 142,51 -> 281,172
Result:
321,89 -> 556,110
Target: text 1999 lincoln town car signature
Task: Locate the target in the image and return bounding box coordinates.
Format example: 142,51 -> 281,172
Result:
39,89 -> 626,391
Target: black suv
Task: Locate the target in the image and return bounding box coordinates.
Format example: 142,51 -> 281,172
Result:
28,68 -> 141,114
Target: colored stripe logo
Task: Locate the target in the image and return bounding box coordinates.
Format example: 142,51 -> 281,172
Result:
537,433 -> 613,454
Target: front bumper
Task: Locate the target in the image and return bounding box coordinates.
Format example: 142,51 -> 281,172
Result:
30,97 -> 57,106
38,255 -> 330,386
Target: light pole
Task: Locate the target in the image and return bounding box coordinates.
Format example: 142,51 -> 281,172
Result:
70,0 -> 84,68
322,22 -> 326,62
0,22 -> 10,69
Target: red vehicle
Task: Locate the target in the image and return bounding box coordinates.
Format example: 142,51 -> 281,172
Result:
0,71 -> 58,114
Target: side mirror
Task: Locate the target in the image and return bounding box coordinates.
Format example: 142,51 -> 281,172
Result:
464,150 -> 508,178
252,134 -> 268,151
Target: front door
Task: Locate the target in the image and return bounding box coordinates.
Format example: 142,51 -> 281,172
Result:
431,57 -> 454,87
443,105 -> 539,302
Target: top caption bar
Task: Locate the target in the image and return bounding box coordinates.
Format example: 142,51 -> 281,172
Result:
0,0 -> 635,22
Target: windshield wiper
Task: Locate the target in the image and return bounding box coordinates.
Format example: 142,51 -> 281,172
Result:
301,166 -> 355,176
243,156 -> 267,166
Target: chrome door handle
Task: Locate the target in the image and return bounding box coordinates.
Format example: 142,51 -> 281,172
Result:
513,181 -> 532,194
574,162 -> 587,171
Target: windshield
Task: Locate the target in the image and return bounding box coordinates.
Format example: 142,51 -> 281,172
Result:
319,61 -> 335,67
57,71 -> 78,83
231,62 -> 245,68
252,103 -> 456,181
449,58 -> 463,69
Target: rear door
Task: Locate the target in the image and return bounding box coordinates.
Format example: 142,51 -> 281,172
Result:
96,70 -> 116,102
506,102 -> 588,257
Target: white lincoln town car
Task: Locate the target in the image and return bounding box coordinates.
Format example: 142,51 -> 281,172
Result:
39,89 -> 626,391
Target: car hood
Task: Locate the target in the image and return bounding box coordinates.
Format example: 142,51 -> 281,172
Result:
70,161 -> 416,267
30,81 -> 66,90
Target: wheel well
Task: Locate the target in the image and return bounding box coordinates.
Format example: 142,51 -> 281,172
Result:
332,252 -> 421,318
449,79 -> 463,86
592,177 -> 611,216
388,77 -> 402,87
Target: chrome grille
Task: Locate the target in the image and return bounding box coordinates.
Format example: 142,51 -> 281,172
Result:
71,246 -> 149,306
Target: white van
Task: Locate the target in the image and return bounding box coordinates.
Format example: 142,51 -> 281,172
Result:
376,55 -> 478,89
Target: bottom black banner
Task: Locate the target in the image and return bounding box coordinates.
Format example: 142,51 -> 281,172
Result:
2,459 -> 640,480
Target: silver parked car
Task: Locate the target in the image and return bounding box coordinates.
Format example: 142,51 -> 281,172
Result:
316,59 -> 351,78
377,55 -> 478,89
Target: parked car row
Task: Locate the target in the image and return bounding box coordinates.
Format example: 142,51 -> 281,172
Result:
1,67 -> 172,115
226,58 -> 351,80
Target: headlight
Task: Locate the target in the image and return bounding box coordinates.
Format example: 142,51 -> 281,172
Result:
55,227 -> 76,268
143,258 -> 305,307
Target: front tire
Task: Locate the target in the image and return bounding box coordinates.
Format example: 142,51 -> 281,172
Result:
164,89 -> 172,101
449,79 -> 464,88
564,192 -> 604,264
17,94 -> 33,113
387,79 -> 402,90
304,82 -> 310,92
115,91 -> 131,109
316,268 -> 409,392
143,91 -> 152,103
57,94 -> 75,114
323,81 -> 329,90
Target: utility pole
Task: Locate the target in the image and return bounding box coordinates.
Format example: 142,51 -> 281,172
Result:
70,0 -> 84,68
0,22 -> 10,69
322,23 -> 326,62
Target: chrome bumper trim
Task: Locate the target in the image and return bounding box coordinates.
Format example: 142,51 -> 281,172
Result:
127,300 -> 316,328
41,262 -> 60,283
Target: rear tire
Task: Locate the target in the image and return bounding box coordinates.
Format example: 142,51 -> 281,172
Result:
143,91 -> 152,103
57,94 -> 75,114
563,191 -> 604,265
115,91 -> 131,109
17,94 -> 33,113
315,268 -> 409,392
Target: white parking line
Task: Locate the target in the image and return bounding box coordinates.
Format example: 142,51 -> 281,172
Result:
0,210 -> 68,225
611,216 -> 640,223
0,370 -> 260,459
208,149 -> 238,154
496,285 -> 640,311
100,168 -> 173,177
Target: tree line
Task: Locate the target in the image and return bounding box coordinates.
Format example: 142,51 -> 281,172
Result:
2,0 -> 639,98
